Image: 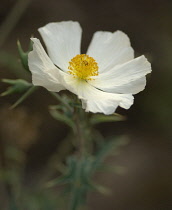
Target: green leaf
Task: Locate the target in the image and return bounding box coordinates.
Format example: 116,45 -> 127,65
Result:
1,79 -> 32,96
10,86 -> 37,109
45,176 -> 70,188
45,155 -> 113,210
87,182 -> 111,195
69,102 -> 82,109
49,107 -> 75,130
50,92 -> 74,113
46,157 -> 78,188
90,113 -> 126,125
17,39 -> 33,71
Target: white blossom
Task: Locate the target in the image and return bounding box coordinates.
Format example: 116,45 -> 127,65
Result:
28,21 -> 151,115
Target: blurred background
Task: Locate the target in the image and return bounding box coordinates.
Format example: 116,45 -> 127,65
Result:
0,0 -> 172,209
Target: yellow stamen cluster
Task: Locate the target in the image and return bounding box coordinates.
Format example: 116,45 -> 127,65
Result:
68,54 -> 98,80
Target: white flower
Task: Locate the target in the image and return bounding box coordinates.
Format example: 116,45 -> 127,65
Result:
28,21 -> 151,115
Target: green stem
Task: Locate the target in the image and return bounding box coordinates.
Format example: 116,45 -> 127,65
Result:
70,163 -> 82,210
75,108 -> 85,158
50,92 -> 73,112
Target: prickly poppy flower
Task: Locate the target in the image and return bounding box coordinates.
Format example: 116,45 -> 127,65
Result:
28,21 -> 151,115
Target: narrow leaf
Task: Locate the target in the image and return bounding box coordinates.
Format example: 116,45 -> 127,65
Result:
1,79 -> 32,96
10,86 -> 37,109
17,39 -> 33,71
90,113 -> 126,125
49,108 -> 75,130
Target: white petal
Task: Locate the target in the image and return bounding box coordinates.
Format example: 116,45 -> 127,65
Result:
87,31 -> 134,73
89,56 -> 151,94
38,21 -> 82,71
28,38 -> 65,92
61,76 -> 134,115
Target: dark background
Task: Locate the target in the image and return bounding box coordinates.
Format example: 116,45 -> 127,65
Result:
0,0 -> 172,209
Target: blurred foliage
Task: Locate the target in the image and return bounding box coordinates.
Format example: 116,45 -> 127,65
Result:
0,50 -> 28,78
44,137 -> 128,210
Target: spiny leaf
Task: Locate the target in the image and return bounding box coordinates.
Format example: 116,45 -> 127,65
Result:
49,107 -> 75,130
1,79 -> 32,96
45,157 -> 78,188
17,39 -> 33,71
10,86 -> 37,109
49,92 -> 73,113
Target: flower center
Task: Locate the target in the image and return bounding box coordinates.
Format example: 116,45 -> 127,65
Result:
68,54 -> 98,80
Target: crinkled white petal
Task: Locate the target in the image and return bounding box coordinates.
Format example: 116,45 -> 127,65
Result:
62,75 -> 134,115
89,56 -> 151,94
28,38 -> 65,92
38,21 -> 82,72
87,31 -> 134,73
